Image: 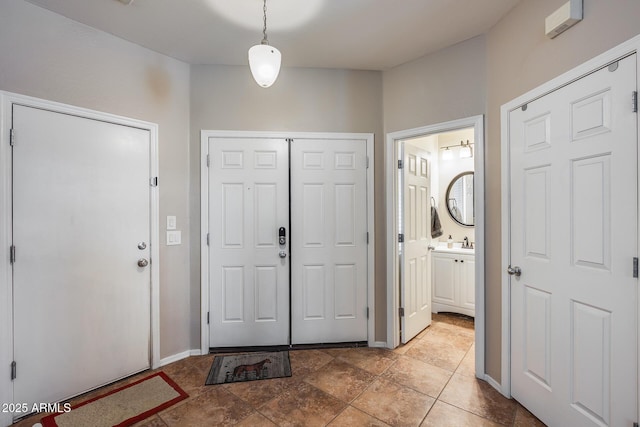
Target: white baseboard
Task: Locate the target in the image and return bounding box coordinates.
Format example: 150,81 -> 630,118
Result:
190,349 -> 203,357
159,350 -> 194,367
371,341 -> 388,348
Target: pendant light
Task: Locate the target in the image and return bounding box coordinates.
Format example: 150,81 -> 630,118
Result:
248,0 -> 281,88
442,147 -> 453,161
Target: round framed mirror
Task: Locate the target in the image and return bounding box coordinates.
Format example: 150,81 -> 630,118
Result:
446,171 -> 474,227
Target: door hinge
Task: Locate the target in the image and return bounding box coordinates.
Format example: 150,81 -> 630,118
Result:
366,307 -> 369,319
150,177 -> 158,187
206,154 -> 211,167
366,232 -> 369,244
399,307 -> 405,317
398,234 -> 404,243
634,257 -> 638,278
398,160 -> 403,169
207,312 -> 210,324
9,245 -> 15,264
9,129 -> 15,146
366,156 -> 370,169
206,233 -> 209,246
633,91 -> 638,113
10,361 -> 16,380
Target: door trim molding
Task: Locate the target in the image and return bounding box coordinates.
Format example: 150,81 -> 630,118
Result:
200,130 -> 376,352
385,115 -> 485,379
500,34 -> 640,400
0,91 -> 160,427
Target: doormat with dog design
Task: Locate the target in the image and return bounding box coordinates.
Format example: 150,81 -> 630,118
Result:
205,351 -> 292,385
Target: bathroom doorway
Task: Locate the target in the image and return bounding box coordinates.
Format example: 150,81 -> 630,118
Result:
386,115 -> 485,380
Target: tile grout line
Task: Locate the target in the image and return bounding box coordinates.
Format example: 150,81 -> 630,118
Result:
406,319 -> 482,426
318,349 -> 400,426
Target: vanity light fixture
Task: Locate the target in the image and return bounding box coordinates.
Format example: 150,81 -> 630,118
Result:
248,0 -> 281,88
459,140 -> 473,158
440,140 -> 474,160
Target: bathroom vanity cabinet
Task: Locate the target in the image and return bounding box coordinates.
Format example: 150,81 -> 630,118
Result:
431,249 -> 475,317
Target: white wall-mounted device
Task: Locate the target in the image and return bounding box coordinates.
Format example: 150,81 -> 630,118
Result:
166,230 -> 181,246
545,0 -> 583,39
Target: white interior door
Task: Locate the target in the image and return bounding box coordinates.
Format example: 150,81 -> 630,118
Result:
208,138 -> 289,347
12,105 -> 151,411
509,54 -> 637,426
291,139 -> 368,344
401,142 -> 432,343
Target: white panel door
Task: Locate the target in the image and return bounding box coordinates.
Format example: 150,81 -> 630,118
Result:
401,142 -> 432,343
509,54 -> 637,427
12,105 -> 151,410
208,138 -> 289,347
291,139 -> 368,344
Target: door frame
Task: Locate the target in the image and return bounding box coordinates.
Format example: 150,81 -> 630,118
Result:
200,130 -> 375,352
500,34 -> 640,403
0,91 -> 160,427
385,115 -> 485,378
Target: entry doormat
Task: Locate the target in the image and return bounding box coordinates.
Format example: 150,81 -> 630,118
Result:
41,372 -> 188,427
206,351 -> 292,385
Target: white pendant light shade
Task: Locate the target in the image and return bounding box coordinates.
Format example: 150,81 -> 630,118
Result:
442,147 -> 453,161
248,44 -> 281,88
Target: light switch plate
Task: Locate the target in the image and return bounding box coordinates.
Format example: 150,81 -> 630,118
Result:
166,230 -> 181,245
167,215 -> 177,230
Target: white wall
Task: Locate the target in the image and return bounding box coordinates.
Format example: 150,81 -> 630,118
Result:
436,129 -> 475,244
0,0 -> 192,359
383,35 -> 487,134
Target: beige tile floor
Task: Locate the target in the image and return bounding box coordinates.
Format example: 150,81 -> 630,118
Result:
13,314 -> 545,427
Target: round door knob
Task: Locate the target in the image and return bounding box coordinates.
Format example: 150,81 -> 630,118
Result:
507,265 -> 521,277
138,258 -> 149,267
279,251 -> 287,258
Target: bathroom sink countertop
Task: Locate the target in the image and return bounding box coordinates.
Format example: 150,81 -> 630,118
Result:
432,244 -> 475,255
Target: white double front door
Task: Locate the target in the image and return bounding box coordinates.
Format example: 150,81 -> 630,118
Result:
509,54 -> 637,426
207,136 -> 369,347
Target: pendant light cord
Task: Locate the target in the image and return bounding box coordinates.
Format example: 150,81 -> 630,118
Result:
262,0 -> 269,45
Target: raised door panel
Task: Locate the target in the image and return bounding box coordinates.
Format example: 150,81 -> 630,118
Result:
570,301 -> 611,425
431,254 -> 456,306
460,256 -> 475,310
571,155 -> 611,270
523,286 -> 552,390
222,184 -> 244,248
302,184 -> 325,247
254,184 -> 278,248
302,265 -> 325,320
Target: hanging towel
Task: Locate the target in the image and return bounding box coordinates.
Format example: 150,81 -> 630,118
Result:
431,206 -> 443,238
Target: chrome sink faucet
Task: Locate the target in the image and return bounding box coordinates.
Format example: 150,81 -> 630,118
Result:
463,236 -> 469,248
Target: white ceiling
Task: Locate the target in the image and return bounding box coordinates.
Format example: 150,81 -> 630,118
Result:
24,0 -> 521,70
